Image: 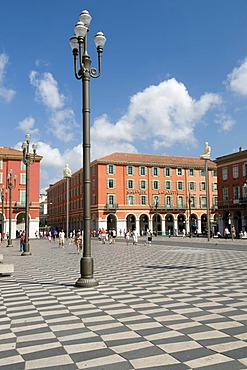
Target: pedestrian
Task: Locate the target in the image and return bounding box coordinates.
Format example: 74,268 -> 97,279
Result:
100,228 -> 106,244
58,229 -> 65,248
112,229 -> 116,243
75,231 -> 82,254
182,228 -> 186,238
125,230 -> 130,245
224,227 -> 230,240
231,225 -> 236,240
132,229 -> 138,245
20,232 -> 25,252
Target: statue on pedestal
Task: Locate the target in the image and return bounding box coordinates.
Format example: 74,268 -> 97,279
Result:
63,164 -> 72,178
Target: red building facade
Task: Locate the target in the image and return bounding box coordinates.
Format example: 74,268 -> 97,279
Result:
47,152 -> 217,237
216,147 -> 247,236
0,147 -> 42,239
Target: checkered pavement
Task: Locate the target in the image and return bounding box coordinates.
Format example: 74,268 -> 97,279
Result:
0,237 -> 247,369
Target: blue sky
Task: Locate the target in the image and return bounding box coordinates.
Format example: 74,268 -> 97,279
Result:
1,0 -> 247,192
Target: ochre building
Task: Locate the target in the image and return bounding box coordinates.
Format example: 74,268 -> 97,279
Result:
47,152 -> 217,236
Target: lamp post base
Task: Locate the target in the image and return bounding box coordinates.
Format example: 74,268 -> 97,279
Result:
21,251 -> 32,256
75,256 -> 99,288
75,277 -> 99,288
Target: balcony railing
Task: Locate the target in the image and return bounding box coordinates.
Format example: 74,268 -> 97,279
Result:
15,202 -> 26,207
105,203 -> 118,211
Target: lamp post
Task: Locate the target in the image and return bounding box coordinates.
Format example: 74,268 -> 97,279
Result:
21,133 -> 37,256
154,197 -> 158,236
200,142 -> 211,241
188,193 -> 192,237
0,186 -> 4,240
70,10 -> 106,287
7,170 -> 16,247
63,164 -> 72,242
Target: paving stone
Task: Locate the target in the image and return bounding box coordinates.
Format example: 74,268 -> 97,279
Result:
0,238 -> 247,369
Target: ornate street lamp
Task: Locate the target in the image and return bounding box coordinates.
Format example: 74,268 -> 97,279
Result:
70,10 -> 106,287
21,133 -> 37,256
63,164 -> 72,242
7,170 -> 16,247
0,186 -> 4,240
200,142 -> 211,241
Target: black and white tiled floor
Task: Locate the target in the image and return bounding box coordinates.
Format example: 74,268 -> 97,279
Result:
1,238 -> 247,369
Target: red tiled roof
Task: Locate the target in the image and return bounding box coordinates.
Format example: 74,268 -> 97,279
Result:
95,152 -> 216,168
0,146 -> 42,161
0,147 -> 23,157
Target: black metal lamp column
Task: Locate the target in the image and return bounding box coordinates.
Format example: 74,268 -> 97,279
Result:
63,164 -> 72,242
21,133 -> 37,256
70,10 -> 106,287
0,186 -> 4,240
7,170 -> 16,247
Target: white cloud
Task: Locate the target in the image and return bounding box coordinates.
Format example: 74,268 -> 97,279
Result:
227,58 -> 247,96
0,53 -> 16,103
215,113 -> 236,132
29,70 -> 78,143
17,116 -> 40,137
48,109 -> 78,143
29,71 -> 65,110
91,78 -> 222,153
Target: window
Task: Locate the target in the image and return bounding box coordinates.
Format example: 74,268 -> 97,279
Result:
152,195 -> 160,206
200,168 -> 205,176
177,168 -> 183,176
92,179 -> 95,190
140,180 -> 147,189
233,186 -> 240,200
92,166 -> 96,176
165,180 -> 172,190
243,163 -> 247,177
20,173 -> 26,185
107,164 -> 115,174
189,181 -> 196,191
140,195 -> 147,205
188,168 -> 195,176
233,165 -> 239,179
177,195 -> 184,208
139,166 -> 147,176
107,179 -> 116,189
107,194 -> 116,205
164,168 -> 171,176
212,168 -> 217,177
92,194 -> 96,205
0,173 -> 2,184
21,162 -> 26,170
200,182 -> 206,191
20,190 -> 26,205
222,186 -> 228,200
152,180 -> 160,190
222,167 -> 228,181
190,195 -> 196,208
0,160 -> 2,170
212,196 -> 218,206
200,196 -> 207,208
152,167 -> 159,176
127,179 -> 134,189
127,195 -> 135,205
177,181 -> 184,190
212,182 -> 217,191
165,195 -> 173,207
126,166 -> 134,175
